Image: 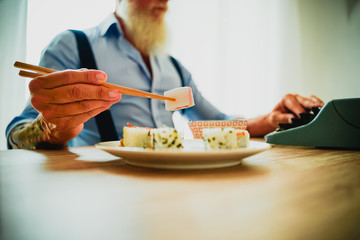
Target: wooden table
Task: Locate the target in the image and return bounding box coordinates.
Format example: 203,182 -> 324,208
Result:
1,141 -> 359,240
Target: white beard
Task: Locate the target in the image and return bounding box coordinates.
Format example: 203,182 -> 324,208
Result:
117,1 -> 168,55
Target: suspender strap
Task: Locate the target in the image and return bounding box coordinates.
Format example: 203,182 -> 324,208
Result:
69,29 -> 118,142
169,56 -> 185,87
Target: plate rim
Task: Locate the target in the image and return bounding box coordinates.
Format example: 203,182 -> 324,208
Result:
95,140 -> 270,170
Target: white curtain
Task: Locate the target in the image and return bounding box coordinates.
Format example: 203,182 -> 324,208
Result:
0,0 -> 28,150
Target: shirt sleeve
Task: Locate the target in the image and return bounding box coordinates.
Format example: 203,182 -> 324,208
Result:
5,31 -> 80,148
39,30 -> 80,70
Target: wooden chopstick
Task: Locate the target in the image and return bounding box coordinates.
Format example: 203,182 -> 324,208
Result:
14,61 -> 56,74
19,70 -> 44,78
14,61 -> 175,101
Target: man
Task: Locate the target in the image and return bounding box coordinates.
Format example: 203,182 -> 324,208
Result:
6,0 -> 323,149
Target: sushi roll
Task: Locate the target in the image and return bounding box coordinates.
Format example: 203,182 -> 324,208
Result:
236,129 -> 250,148
120,124 -> 183,150
121,125 -> 153,149
203,127 -> 249,150
152,127 -> 183,149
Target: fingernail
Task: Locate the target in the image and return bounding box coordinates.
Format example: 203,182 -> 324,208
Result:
109,90 -> 119,98
96,72 -> 106,81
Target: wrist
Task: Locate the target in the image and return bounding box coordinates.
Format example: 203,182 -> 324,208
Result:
246,114 -> 276,137
9,115 -> 67,149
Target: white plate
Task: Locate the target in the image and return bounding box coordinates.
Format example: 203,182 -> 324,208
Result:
95,140 -> 271,170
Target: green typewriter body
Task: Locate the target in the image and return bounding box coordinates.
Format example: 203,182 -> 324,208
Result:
265,98 -> 360,149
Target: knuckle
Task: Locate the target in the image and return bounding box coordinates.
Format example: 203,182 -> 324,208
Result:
30,96 -> 38,107
284,93 -> 293,99
267,113 -> 278,127
62,71 -> 72,83
70,86 -> 82,100
84,71 -> 91,83
285,94 -> 297,105
28,79 -> 39,92
79,100 -> 91,111
103,101 -> 112,109
31,95 -> 43,109
85,109 -> 95,118
97,87 -> 105,99
269,112 -> 276,123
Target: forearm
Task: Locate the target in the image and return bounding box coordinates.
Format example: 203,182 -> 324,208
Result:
8,115 -> 67,150
246,114 -> 276,137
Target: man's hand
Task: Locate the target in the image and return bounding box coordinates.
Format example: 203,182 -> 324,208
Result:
266,94 -> 324,128
29,69 -> 122,145
247,94 -> 324,137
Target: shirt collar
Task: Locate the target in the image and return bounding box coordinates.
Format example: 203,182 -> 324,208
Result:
99,13 -> 124,38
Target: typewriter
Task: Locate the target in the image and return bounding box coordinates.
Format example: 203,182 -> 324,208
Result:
265,98 -> 360,149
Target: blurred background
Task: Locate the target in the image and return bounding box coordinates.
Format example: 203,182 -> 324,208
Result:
0,0 -> 359,149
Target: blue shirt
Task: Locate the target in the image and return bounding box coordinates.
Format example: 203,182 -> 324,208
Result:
6,13 -> 231,147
